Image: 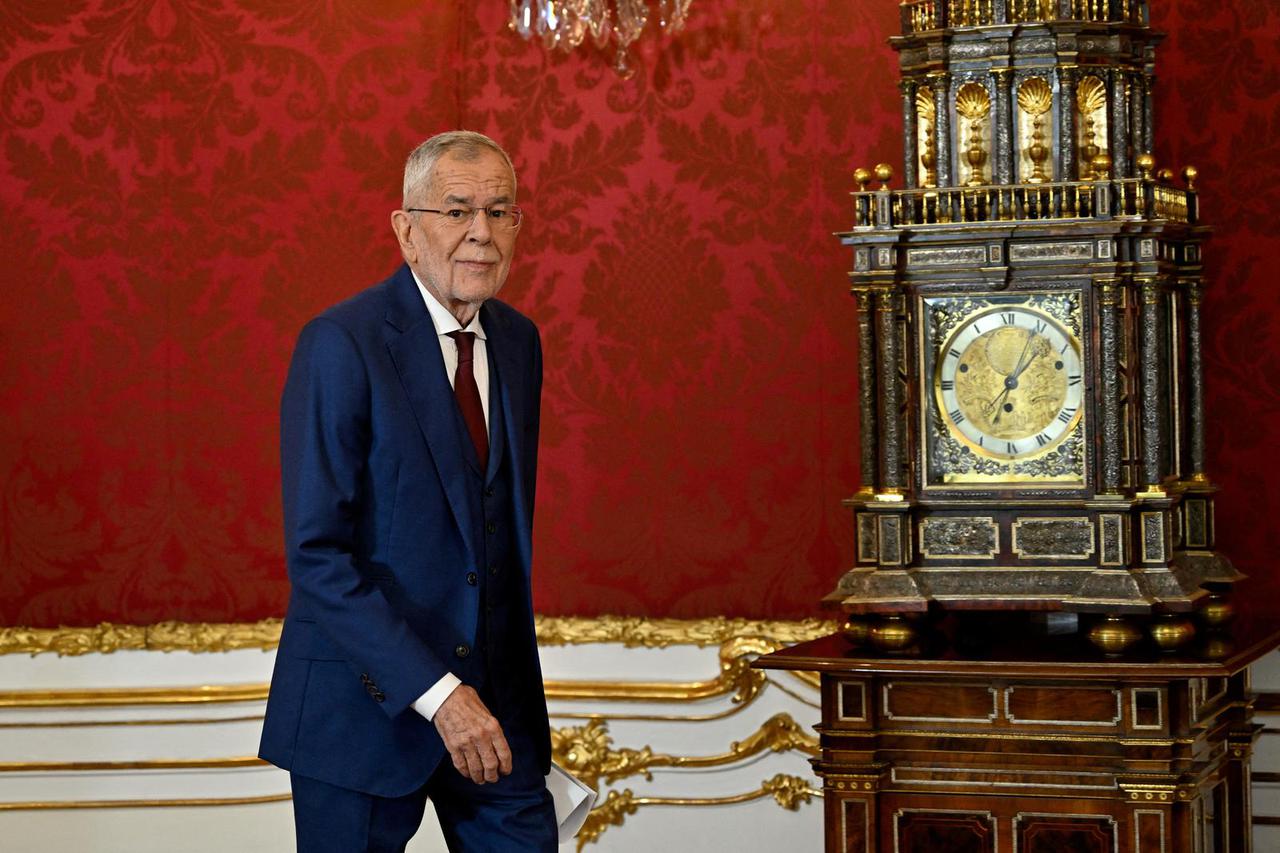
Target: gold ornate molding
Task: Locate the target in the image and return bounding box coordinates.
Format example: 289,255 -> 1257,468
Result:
546,634 -> 797,706
0,756 -> 265,773
535,616 -> 835,648
0,621 -> 284,656
0,793 -> 291,811
0,685 -> 269,709
576,774 -> 820,850
0,615 -> 836,656
551,713 -> 819,792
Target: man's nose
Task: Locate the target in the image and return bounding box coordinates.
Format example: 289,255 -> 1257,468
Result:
466,210 -> 493,242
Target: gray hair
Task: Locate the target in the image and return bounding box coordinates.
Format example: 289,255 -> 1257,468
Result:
402,131 -> 517,206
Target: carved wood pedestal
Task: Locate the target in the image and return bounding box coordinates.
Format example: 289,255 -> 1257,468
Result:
757,616 -> 1280,853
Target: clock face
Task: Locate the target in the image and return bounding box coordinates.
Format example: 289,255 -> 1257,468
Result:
936,307 -> 1083,460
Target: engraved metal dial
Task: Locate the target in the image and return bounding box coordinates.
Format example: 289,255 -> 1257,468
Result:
936,307 -> 1083,460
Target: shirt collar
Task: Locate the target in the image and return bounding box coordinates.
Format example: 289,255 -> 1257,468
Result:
410,268 -> 487,339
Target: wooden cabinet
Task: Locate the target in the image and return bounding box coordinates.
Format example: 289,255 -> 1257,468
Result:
757,616 -> 1280,852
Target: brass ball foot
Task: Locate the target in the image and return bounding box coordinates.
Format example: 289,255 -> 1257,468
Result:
1149,613 -> 1195,653
1198,593 -> 1236,630
868,615 -> 920,654
841,616 -> 872,648
1087,614 -> 1142,656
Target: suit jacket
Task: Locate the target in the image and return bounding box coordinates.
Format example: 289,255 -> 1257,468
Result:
259,263 -> 547,798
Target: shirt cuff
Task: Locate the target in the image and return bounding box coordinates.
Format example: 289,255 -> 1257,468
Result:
412,672 -> 462,721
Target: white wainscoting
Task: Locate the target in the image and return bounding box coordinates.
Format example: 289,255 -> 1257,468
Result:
0,630 -> 824,852
1252,650 -> 1280,853
2,632 -> 1277,852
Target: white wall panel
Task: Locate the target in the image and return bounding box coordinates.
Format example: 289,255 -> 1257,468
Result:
2,636 -> 1274,852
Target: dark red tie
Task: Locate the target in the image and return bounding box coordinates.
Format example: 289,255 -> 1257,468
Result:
446,331 -> 488,470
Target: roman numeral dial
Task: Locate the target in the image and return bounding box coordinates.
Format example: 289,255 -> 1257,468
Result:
935,306 -> 1084,461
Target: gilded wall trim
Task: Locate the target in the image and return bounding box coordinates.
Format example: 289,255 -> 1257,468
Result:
577,774 -> 820,851
0,793 -> 291,812
536,616 -> 835,648
0,684 -> 268,708
0,644 -> 811,712
0,756 -> 265,773
0,619 -> 831,712
0,621 -> 284,656
551,713 -> 819,791
0,616 -> 836,656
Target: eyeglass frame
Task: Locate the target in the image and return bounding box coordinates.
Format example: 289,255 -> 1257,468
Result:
405,204 -> 524,230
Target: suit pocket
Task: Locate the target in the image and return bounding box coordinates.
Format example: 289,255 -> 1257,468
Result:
279,618 -> 347,662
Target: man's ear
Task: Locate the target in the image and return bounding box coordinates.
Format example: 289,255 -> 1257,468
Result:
390,210 -> 415,260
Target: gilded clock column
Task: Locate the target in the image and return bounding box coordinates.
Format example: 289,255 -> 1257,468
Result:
875,288 -> 907,494
1097,279 -> 1124,494
1057,65 -> 1078,183
992,68 -> 1014,185
900,80 -> 919,189
931,73 -> 953,187
855,287 -> 880,494
1108,68 -> 1130,177
1138,277 -> 1168,491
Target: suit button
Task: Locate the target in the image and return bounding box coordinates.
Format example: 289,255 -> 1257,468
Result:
486,521 -> 497,534
485,486 -> 495,497
488,564 -> 498,576
466,572 -> 478,586
454,644 -> 470,659
372,690 -> 386,703
360,673 -> 371,684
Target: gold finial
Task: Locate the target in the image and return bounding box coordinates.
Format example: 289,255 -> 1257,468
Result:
1157,167 -> 1174,182
1092,152 -> 1112,180
1182,165 -> 1198,190
1136,153 -> 1155,180
874,163 -> 893,190
853,167 -> 871,192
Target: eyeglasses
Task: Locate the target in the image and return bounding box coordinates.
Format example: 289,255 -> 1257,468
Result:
406,204 -> 524,230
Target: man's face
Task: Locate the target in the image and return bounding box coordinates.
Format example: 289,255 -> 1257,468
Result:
393,149 -> 518,320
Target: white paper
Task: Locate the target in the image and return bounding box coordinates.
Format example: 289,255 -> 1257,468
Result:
545,762 -> 597,843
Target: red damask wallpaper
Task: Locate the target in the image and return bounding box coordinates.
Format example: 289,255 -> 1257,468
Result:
1,1 -> 1277,626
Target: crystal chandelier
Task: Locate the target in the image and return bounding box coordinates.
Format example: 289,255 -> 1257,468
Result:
508,0 -> 694,76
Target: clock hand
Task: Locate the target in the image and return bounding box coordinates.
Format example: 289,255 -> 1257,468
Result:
1008,332 -> 1043,383
991,331 -> 1046,423
971,328 -> 1047,428
988,388 -> 1010,424
1006,329 -> 1035,382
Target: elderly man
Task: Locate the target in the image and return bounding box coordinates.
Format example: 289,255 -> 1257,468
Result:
260,130 -> 556,851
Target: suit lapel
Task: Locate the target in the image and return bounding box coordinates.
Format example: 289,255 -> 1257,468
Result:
383,266 -> 479,570
482,301 -> 533,577
483,339 -> 506,485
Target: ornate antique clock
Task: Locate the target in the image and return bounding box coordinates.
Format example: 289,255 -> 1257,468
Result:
829,0 -> 1241,651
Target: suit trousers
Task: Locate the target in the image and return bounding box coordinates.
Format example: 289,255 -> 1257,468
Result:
291,721 -> 556,852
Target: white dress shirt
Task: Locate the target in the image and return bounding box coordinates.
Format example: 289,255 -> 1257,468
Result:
408,270 -> 490,721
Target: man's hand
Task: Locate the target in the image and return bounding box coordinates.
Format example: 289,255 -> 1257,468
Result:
433,685 -> 512,784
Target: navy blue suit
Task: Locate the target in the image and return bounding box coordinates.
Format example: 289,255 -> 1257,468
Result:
260,264 -> 552,846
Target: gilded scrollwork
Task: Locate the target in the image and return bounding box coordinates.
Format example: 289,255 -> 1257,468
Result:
551,713 -> 819,792
575,773 -> 820,850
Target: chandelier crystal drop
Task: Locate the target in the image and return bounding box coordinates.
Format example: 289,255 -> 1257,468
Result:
508,0 -> 693,76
